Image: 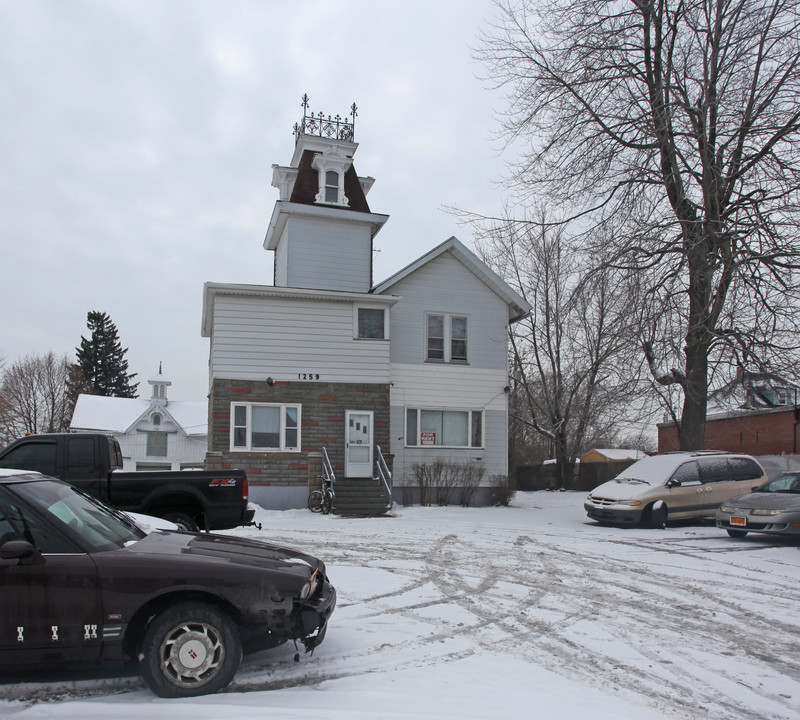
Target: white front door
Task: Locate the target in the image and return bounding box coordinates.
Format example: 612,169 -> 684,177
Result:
345,410 -> 373,477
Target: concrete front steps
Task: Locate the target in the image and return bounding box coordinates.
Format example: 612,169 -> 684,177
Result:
332,477 -> 391,516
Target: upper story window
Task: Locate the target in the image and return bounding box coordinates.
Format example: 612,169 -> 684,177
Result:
231,402 -> 301,452
325,171 -> 339,203
356,307 -> 387,340
426,313 -> 468,363
152,413 -> 161,426
311,148 -> 350,207
146,431 -> 168,457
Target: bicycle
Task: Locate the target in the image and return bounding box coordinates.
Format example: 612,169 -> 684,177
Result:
308,476 -> 334,514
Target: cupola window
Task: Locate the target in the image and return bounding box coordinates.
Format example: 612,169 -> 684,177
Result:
325,171 -> 339,203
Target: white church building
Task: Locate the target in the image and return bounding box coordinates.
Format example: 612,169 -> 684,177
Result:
70,368 -> 207,471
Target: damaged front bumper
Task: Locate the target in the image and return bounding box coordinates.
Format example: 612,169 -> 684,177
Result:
298,579 -> 337,653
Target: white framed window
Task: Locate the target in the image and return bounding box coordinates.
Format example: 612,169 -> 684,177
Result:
324,170 -> 339,203
355,306 -> 388,340
146,431 -> 168,457
405,408 -> 483,448
231,402 -> 301,452
426,313 -> 468,362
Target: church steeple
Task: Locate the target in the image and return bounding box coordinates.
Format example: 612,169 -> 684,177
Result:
148,363 -> 171,405
264,96 -> 389,293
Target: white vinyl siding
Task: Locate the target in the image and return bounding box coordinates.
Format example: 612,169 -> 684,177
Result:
388,364 -> 509,479
385,252 -> 509,370
282,216 -> 372,292
209,294 -> 391,383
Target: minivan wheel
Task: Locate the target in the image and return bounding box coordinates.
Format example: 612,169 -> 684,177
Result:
647,503 -> 668,529
726,528 -> 748,538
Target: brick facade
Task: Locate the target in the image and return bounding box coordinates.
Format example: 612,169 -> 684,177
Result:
206,378 -> 390,488
658,407 -> 800,455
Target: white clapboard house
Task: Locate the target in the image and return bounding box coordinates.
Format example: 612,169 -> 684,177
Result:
201,101 -> 530,512
70,369 -> 207,471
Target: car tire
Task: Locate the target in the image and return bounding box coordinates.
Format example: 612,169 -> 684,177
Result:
648,502 -> 668,529
726,528 -> 748,538
139,602 -> 242,698
162,512 -> 200,532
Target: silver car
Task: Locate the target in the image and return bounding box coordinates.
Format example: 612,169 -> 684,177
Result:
716,472 -> 800,538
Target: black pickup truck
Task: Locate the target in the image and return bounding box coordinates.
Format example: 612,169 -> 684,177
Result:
0,433 -> 254,531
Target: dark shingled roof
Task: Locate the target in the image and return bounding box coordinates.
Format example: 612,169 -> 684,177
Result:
289,150 -> 371,213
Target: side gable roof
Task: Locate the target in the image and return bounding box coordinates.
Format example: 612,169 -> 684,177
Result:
372,236 -> 531,322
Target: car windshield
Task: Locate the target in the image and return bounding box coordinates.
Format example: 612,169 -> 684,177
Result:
757,473 -> 800,493
12,480 -> 145,551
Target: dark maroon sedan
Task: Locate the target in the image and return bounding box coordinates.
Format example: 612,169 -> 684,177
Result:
0,470 -> 336,697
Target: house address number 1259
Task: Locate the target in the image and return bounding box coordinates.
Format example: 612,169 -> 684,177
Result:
297,373 -> 321,380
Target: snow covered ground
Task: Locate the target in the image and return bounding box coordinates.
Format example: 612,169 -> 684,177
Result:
2,490 -> 800,719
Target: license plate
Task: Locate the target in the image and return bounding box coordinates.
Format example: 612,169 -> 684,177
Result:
730,516 -> 747,527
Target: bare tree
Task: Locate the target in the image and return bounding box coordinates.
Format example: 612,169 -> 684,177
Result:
0,352 -> 72,444
478,211 -> 640,487
478,0 -> 800,449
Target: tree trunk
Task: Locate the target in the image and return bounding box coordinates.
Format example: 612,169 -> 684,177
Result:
679,341 -> 708,450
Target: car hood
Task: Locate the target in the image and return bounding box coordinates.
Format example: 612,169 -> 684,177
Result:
722,492 -> 800,511
128,530 -> 320,578
588,478 -> 653,500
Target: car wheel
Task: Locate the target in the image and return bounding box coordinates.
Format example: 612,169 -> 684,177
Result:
726,528 -> 748,538
139,602 -> 242,698
648,502 -> 668,529
162,512 -> 200,532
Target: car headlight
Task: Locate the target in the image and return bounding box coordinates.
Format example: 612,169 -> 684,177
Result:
751,508 -> 784,516
719,505 -> 737,513
299,568 -> 320,601
616,500 -> 642,507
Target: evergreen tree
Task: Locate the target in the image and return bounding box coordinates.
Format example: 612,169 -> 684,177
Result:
75,311 -> 139,398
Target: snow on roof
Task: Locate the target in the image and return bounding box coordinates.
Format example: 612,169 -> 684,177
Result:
589,448 -> 646,461
70,395 -> 207,436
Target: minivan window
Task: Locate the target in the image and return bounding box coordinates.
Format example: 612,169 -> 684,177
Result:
699,456 -> 730,483
669,461 -> 701,485
728,457 -> 763,480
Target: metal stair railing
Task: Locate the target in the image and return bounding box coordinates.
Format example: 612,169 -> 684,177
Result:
321,447 -> 336,495
375,445 -> 393,510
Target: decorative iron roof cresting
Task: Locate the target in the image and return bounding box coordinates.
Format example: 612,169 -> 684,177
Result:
294,93 -> 357,143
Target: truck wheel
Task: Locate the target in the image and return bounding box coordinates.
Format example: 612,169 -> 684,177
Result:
139,602 -> 242,698
162,512 -> 200,532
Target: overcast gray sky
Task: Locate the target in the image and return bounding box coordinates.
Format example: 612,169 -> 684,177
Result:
1,0 -> 514,400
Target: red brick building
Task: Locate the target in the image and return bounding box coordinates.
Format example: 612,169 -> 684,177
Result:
658,407 -> 800,455
659,371 -> 800,455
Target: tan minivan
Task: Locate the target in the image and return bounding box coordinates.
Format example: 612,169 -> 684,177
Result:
584,451 -> 767,528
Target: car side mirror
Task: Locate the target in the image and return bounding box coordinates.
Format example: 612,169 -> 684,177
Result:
0,539 -> 43,566
665,479 -> 680,488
